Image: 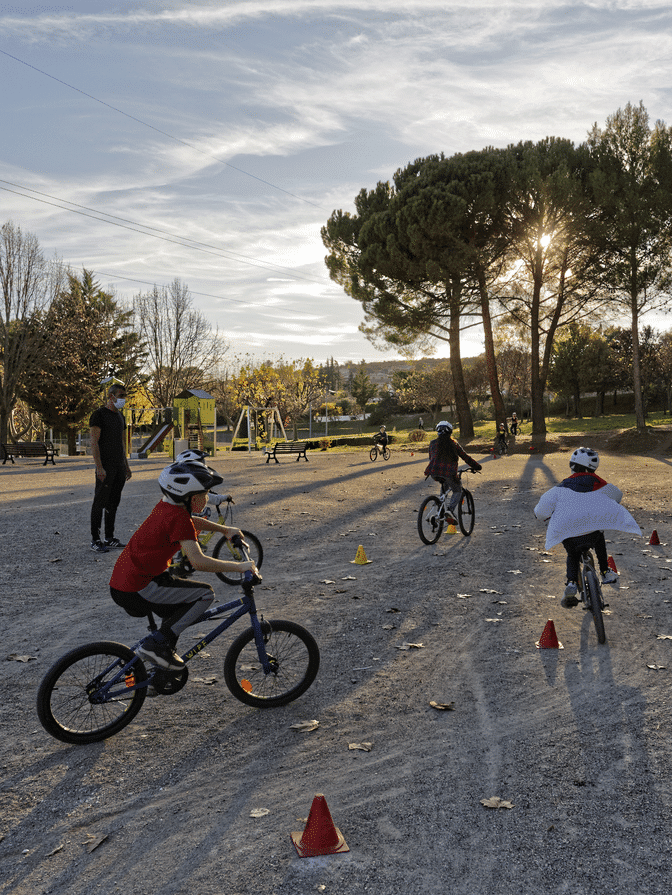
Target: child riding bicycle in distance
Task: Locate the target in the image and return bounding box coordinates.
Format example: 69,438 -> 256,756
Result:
374,426 -> 389,448
109,460 -> 259,671
533,447 -> 640,608
424,421 -> 482,522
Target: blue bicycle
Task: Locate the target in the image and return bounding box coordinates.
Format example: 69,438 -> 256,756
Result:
37,539 -> 319,744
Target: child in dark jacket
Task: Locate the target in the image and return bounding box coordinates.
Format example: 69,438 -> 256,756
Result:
424,421 -> 482,521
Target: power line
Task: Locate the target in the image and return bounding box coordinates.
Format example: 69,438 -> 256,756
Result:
0,47 -> 325,210
0,180 -> 329,286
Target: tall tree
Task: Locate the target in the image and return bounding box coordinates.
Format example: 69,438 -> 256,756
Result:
587,101 -> 672,430
323,149 -> 515,439
133,279 -> 223,407
499,137 -> 603,439
0,222 -> 64,444
19,270 -> 144,454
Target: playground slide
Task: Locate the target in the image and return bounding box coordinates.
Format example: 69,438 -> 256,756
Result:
134,422 -> 174,458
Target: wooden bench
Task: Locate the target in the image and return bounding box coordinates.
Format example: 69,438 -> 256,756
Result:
265,441 -> 309,463
1,441 -> 58,466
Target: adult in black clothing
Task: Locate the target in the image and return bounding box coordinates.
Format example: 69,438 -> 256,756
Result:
90,384 -> 132,552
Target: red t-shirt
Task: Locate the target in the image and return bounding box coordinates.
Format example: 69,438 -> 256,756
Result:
110,500 -> 197,592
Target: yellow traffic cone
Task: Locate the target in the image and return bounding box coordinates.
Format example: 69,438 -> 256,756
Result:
351,545 -> 372,564
446,524 -> 457,534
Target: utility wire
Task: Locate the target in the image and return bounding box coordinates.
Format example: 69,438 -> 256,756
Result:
0,181 -> 329,286
0,47 -> 325,210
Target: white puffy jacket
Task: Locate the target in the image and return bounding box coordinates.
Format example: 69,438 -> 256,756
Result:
534,473 -> 641,550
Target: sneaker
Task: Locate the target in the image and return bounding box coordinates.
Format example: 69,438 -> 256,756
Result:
602,569 -> 618,585
561,582 -> 579,608
90,540 -> 109,553
104,537 -> 126,549
136,635 -> 184,671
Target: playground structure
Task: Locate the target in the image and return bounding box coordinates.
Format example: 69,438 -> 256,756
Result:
230,405 -> 287,452
129,389 -> 217,460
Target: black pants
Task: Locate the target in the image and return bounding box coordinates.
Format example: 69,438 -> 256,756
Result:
562,531 -> 608,583
111,572 -> 214,641
91,466 -> 127,541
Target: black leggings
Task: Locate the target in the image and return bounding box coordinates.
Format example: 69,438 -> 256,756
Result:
562,531 -> 608,582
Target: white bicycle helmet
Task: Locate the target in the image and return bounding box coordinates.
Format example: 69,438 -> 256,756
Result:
159,462 -> 223,506
436,421 -> 454,435
569,447 -> 599,472
175,449 -> 208,465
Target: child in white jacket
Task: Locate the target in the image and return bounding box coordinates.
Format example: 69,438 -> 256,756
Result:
534,447 -> 640,607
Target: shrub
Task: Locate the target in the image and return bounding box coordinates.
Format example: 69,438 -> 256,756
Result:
408,429 -> 428,443
319,438 -> 331,451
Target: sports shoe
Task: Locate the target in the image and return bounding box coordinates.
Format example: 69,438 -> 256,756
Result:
602,569 -> 618,585
137,635 -> 184,671
561,582 -> 579,608
104,537 -> 126,549
90,539 -> 109,553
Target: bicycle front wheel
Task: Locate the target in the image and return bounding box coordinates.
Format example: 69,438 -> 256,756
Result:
586,569 -> 606,644
224,620 -> 319,707
36,642 -> 147,744
418,495 -> 444,545
213,530 -> 264,585
382,446 -> 390,460
369,447 -> 378,461
458,488 -> 475,536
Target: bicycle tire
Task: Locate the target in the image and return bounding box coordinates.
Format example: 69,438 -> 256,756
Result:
223,619 -> 319,707
418,495 -> 444,545
382,446 -> 390,460
213,530 -> 264,585
458,488 -> 475,536
36,641 -> 147,744
586,568 -> 606,644
369,447 -> 378,461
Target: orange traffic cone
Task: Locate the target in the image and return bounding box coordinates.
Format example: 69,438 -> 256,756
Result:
536,619 -> 564,650
649,530 -> 661,546
291,794 -> 349,857
608,556 -> 618,573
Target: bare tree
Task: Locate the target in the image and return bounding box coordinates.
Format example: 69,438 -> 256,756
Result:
133,279 -> 224,408
0,222 -> 64,444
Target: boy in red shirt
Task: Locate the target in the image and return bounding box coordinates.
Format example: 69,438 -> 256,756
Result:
110,461 -> 258,670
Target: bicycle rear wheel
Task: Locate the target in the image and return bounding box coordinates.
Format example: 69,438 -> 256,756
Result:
223,619 -> 319,707
418,495 -> 444,544
458,488 -> 475,536
213,530 -> 264,585
36,642 -> 147,744
369,447 -> 377,461
585,568 -> 606,644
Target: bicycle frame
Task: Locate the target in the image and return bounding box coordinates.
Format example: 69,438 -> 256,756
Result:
94,580 -> 270,701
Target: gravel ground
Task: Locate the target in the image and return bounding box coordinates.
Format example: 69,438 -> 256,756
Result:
1,436 -> 672,895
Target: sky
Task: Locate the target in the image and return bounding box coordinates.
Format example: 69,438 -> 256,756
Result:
2,1 -> 672,367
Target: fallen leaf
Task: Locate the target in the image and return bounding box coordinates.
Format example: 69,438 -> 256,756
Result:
290,720 -> 320,732
507,570 -> 523,575
396,642 -> 424,650
348,742 -> 373,751
48,558 -> 62,563
479,589 -> 503,595
647,664 -> 666,670
191,676 -> 218,685
341,575 -> 357,580
485,618 -> 502,623
480,797 -> 515,809
320,579 -> 336,585
457,593 -> 472,599
382,624 -> 396,630
386,607 -> 400,613
250,808 -> 270,818
491,600 -> 508,604
83,833 -> 108,853
430,701 -> 455,711
6,654 -> 37,662
656,635 -> 672,640
47,844 -> 64,857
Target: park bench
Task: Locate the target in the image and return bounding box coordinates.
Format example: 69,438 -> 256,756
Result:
265,441 -> 309,464
1,441 -> 58,466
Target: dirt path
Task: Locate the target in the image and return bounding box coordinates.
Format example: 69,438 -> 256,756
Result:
1,444 -> 672,894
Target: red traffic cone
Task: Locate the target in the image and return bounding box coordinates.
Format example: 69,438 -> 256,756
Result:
608,556 -> 618,573
536,619 -> 564,650
291,794 -> 349,857
649,530 -> 661,546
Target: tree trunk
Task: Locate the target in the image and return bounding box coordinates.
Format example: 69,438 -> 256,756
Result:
530,272 -> 547,440
478,271 -> 506,428
448,280 -> 474,440
67,429 -> 78,456
631,293 -> 647,430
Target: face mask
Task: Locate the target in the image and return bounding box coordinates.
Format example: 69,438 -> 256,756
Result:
114,398 -> 126,410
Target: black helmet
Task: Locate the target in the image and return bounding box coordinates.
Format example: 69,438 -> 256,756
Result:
159,462 -> 223,506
